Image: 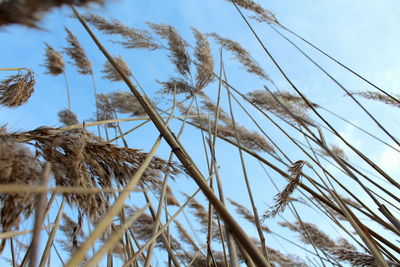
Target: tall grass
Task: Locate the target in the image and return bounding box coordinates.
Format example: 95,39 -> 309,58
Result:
0,0 -> 399,266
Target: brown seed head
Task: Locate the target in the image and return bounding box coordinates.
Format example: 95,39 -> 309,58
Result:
226,0 -> 279,24
148,22 -> 191,77
102,55 -> 132,82
44,43 -> 65,76
0,70 -> 35,107
209,33 -> 270,81
264,160 -> 309,218
192,27 -> 215,90
352,90 -> 400,108
64,27 -> 92,75
58,109 -> 79,126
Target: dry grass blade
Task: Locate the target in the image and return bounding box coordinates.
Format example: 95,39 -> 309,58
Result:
0,0 -> 104,28
29,163 -> 51,267
209,33 -> 270,81
38,198 -> 65,267
82,13 -> 160,50
192,27 -> 215,90
226,0 -> 279,24
64,27 -> 92,75
43,43 -> 65,76
352,90 -> 400,108
58,109 -> 79,126
0,224 -> 54,239
102,55 -> 132,82
263,160 -> 309,218
148,22 -> 191,77
0,70 -> 35,107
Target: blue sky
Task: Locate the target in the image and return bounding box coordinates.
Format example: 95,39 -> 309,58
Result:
1,0 -> 400,265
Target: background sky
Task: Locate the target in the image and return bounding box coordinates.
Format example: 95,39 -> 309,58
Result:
1,0 -> 400,266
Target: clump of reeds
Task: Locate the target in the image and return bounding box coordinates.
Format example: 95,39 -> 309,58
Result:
263,160 -> 309,218
0,127 -> 42,251
7,127 -> 182,221
64,27 -> 93,75
226,0 -> 279,24
0,70 -> 35,107
247,90 -> 315,123
82,13 -> 160,50
43,43 -> 65,76
209,33 -> 270,81
58,109 -> 79,126
351,90 -> 400,108
102,55 -> 132,82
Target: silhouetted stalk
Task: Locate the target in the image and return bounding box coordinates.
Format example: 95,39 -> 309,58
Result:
232,2 -> 399,193
276,24 -> 400,106
268,24 -> 400,149
62,72 -> 71,110
224,70 -> 270,261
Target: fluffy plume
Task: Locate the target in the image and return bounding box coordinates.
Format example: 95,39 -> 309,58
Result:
320,144 -> 347,160
159,77 -> 195,95
192,27 -> 215,90
183,102 -> 275,154
226,0 -> 279,24
96,93 -> 117,128
0,0 -> 104,28
108,91 -> 148,116
102,56 -> 132,82
247,90 -> 315,123
174,220 -> 198,250
0,127 -> 42,250
58,109 -> 79,126
229,199 -> 270,233
7,127 -> 182,221
264,160 -> 309,218
209,33 -> 270,81
129,209 -> 181,250
64,27 -> 92,75
148,23 -> 191,77
329,248 -> 379,266
151,183 -> 180,206
0,70 -> 35,107
59,213 -> 86,255
180,251 -> 225,267
352,91 -> 400,108
43,43 -> 65,76
82,13 -> 160,50
280,221 -> 387,266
